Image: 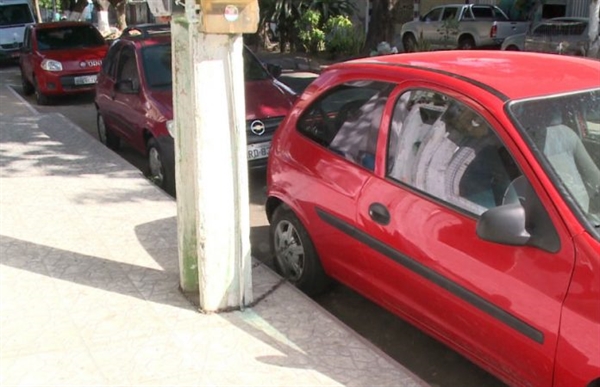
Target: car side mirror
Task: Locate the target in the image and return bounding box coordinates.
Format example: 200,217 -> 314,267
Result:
266,63 -> 282,78
116,79 -> 139,94
476,204 -> 530,246
477,176 -> 560,253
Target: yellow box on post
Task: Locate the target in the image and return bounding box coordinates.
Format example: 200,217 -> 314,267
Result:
199,0 -> 259,34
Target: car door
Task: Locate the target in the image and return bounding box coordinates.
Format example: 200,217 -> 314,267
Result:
111,45 -> 145,149
419,7 -> 444,48
18,25 -> 33,81
285,79 -> 395,290
355,86 -> 575,387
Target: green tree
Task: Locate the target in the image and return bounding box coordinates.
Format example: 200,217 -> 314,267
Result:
309,0 -> 356,22
296,9 -> 325,53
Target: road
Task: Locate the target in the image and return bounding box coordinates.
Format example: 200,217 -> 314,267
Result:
0,63 -> 506,387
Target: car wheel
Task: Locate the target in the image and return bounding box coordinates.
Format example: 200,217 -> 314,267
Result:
33,77 -> 49,105
147,137 -> 175,195
403,34 -> 417,53
97,112 -> 120,151
270,204 -> 331,296
505,45 -> 520,51
21,70 -> 34,95
458,36 -> 475,50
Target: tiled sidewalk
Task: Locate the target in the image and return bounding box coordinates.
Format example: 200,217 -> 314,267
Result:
0,79 -> 428,386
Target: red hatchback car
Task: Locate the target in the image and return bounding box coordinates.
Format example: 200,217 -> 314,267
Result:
19,21 -> 107,105
95,24 -> 296,195
267,51 -> 600,387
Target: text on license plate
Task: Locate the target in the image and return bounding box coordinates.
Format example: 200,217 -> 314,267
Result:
74,75 -> 97,85
247,142 -> 270,160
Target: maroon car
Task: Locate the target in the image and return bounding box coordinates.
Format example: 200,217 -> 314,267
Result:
19,21 -> 107,105
94,24 -> 296,195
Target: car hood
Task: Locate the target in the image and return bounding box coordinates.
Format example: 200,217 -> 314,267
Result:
244,79 -> 295,120
154,79 -> 295,121
38,46 -> 108,66
0,26 -> 26,45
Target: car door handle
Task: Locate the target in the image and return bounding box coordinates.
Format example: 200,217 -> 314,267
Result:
368,203 -> 390,225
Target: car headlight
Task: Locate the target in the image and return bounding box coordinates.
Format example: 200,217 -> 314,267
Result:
166,120 -> 175,138
41,59 -> 63,71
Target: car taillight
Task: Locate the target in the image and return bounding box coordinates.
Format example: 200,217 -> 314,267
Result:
490,24 -> 497,38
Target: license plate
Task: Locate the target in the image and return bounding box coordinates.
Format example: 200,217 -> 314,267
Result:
247,142 -> 270,160
74,75 -> 97,85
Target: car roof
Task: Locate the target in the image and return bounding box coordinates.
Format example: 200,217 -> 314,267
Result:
336,51 -> 600,101
32,21 -> 95,30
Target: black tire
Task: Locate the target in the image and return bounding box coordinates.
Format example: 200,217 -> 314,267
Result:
97,112 -> 120,151
403,34 -> 417,53
505,45 -> 520,51
270,204 -> 331,296
147,137 -> 175,195
33,77 -> 49,105
21,70 -> 34,95
458,36 -> 475,50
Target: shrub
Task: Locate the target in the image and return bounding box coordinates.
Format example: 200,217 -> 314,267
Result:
324,15 -> 365,58
296,10 -> 326,54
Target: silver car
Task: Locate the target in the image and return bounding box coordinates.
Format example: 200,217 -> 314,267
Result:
502,17 -> 599,58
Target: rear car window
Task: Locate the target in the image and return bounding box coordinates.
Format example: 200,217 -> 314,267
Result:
36,25 -> 105,51
534,21 -> 588,36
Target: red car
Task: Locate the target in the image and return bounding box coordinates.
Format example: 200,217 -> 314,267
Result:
94,24 -> 296,195
19,21 -> 107,105
267,51 -> 600,387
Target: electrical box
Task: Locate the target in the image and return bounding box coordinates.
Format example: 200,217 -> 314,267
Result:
198,0 -> 259,34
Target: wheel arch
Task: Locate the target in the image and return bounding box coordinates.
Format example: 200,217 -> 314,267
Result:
587,378 -> 600,387
458,33 -> 476,46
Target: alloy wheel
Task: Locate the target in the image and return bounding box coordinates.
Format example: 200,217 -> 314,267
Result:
273,220 -> 305,281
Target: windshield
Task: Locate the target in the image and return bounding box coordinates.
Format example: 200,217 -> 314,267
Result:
142,44 -> 172,90
0,4 -> 34,27
243,48 -> 270,81
36,25 -> 105,50
508,89 -> 600,229
141,43 -> 270,90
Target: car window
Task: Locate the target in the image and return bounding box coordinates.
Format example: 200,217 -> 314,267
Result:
36,24 -> 105,51
0,4 -> 34,26
116,47 -> 140,89
509,90 -> 600,226
442,7 -> 457,21
297,81 -> 394,170
142,43 -> 172,89
244,48 -> 270,81
387,90 -> 521,215
101,42 -> 121,78
423,8 -> 442,22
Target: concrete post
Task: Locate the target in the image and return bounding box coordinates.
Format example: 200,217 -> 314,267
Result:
172,12 -> 252,312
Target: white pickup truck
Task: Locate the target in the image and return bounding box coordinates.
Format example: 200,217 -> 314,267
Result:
400,4 -> 530,52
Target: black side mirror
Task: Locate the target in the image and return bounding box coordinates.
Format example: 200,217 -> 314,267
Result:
476,204 -> 530,246
266,63 -> 282,78
116,79 -> 139,94
476,176 -> 560,253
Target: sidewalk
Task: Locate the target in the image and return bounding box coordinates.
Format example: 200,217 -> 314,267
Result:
0,79 -> 429,386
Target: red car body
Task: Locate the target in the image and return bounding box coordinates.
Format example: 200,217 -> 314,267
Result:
95,25 -> 295,194
267,51 -> 600,387
19,21 -> 107,105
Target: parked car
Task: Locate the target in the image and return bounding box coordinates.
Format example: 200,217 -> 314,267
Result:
266,51 -> 600,387
400,4 -> 529,51
19,21 -> 108,105
502,17 -> 599,59
95,24 -> 296,195
0,0 -> 36,62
